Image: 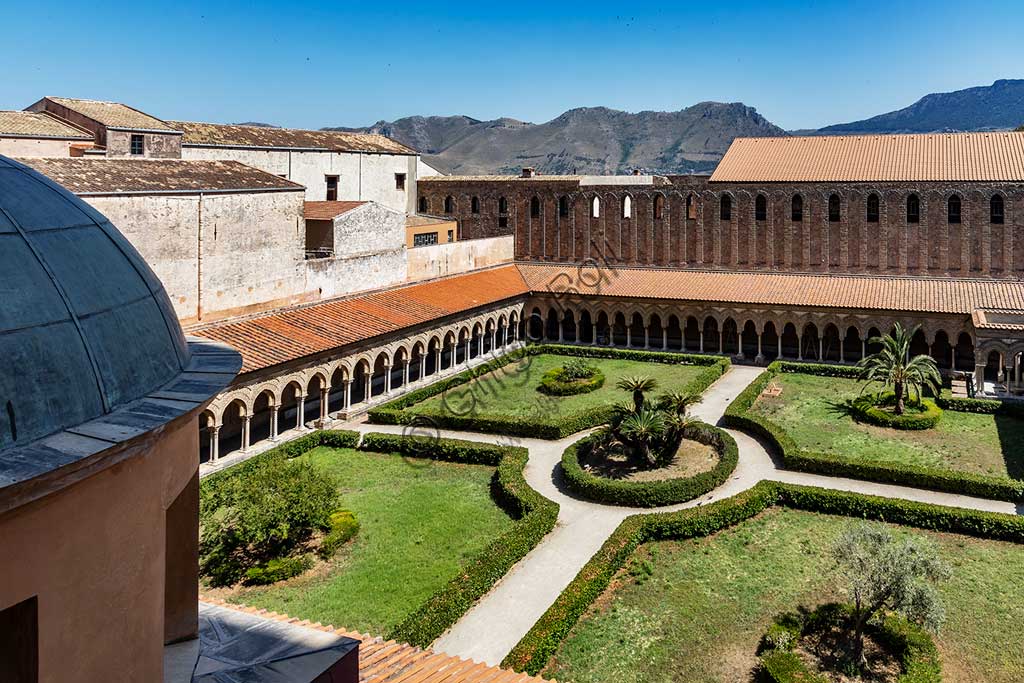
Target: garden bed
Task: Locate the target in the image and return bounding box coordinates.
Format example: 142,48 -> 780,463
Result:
369,344 -> 729,439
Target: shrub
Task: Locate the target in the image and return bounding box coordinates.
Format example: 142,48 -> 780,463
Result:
849,393 -> 943,430
243,555 -> 313,585
319,510 -> 359,559
199,435 -> 353,587
561,422 -> 739,507
562,357 -> 597,380
537,366 -> 605,396
722,363 -> 1024,502
357,433 -> 560,648
368,344 -> 729,439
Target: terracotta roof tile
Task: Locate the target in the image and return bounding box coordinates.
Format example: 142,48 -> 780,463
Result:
0,111 -> 92,139
196,265 -> 529,373
711,132 -> 1024,182
516,263 -> 1024,315
305,200 -> 367,220
169,120 -> 416,155
16,157 -> 304,195
45,96 -> 179,132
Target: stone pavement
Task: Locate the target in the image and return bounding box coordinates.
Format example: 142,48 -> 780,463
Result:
343,364 -> 1019,666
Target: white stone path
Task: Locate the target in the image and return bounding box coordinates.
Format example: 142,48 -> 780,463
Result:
344,365 -> 1021,667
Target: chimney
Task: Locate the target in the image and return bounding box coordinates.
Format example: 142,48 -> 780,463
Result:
632,169 -> 642,176
521,167 -> 535,178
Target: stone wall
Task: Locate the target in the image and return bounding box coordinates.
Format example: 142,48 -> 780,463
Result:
406,235 -> 513,282
0,137 -> 77,157
105,130 -> 182,158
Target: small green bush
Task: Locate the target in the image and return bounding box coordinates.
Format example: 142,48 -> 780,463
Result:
537,366 -> 605,396
561,422 -> 739,507
562,357 -> 598,380
760,650 -> 827,683
319,510 -> 359,559
850,393 -> 942,430
243,555 -> 313,585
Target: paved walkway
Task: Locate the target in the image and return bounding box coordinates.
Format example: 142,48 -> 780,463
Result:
341,364 -> 1019,666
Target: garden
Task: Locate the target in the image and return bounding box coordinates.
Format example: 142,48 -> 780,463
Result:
198,430 -> 557,644
368,344 -> 729,438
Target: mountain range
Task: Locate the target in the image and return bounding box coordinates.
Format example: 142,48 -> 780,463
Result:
324,79 -> 1024,175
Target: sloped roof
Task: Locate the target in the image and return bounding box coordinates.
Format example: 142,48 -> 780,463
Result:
711,132 -> 1024,183
516,263 -> 1024,315
0,111 -> 92,139
304,201 -> 366,220
44,97 -> 180,132
17,157 -> 304,195
168,120 -> 416,154
195,265 -> 529,373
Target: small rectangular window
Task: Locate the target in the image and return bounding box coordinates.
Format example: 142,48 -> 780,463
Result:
0,596 -> 38,682
413,232 -> 438,247
326,175 -> 339,201
395,173 -> 406,190
130,134 -> 144,155
447,229 -> 454,242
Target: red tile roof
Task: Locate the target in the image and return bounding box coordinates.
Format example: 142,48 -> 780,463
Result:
304,200 -> 366,220
169,120 -> 416,155
517,263 -> 1024,315
196,265 -> 529,373
711,132 -> 1024,183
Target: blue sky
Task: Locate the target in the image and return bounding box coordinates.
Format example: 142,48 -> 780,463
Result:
3,1 -> 1022,131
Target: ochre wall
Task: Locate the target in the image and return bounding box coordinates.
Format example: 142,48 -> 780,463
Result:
0,415 -> 200,683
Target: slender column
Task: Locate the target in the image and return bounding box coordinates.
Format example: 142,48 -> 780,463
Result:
491,328 -> 498,352
861,339 -> 866,359
436,347 -> 443,372
419,354 -> 427,381
797,339 -> 803,361
269,407 -> 279,441
607,328 -> 614,346
777,334 -> 782,360
296,396 -> 306,429
643,326 -> 650,349
319,388 -> 329,424
950,346 -> 956,372
501,326 -> 507,348
626,328 -> 632,348
755,332 -> 764,364
818,338 -> 823,362
241,415 -> 251,452
509,324 -> 517,344
364,373 -> 371,401
557,325 -> 564,343
590,327 -> 598,346
343,379 -> 352,411
839,338 -> 845,363
718,332 -> 723,355
974,362 -> 987,396
384,363 -> 392,393
1009,363 -> 1017,394
662,329 -> 668,350
209,425 -> 220,461
464,339 -> 471,363
699,330 -> 704,353
403,359 -> 410,388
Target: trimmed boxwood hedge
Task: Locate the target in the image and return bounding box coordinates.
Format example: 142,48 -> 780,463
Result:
759,604 -> 941,683
722,362 -> 1024,502
501,480 -> 1024,675
537,366 -> 605,396
561,422 -> 739,507
850,394 -> 943,430
358,432 -> 559,648
367,344 -> 730,439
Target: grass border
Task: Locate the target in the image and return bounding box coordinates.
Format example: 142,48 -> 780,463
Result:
501,480 -> 1024,675
367,343 -> 730,439
561,421 -> 739,507
722,361 -> 1024,502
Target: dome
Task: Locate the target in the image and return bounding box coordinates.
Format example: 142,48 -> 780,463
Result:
0,155 -> 190,452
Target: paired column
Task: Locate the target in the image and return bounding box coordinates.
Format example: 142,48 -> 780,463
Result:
296,396 -> 306,430
402,359 -> 410,388
269,407 -> 279,441
755,332 -> 764,364
318,387 -> 329,426
343,379 -> 352,411
419,354 -> 427,381
383,364 -> 392,394
241,415 -> 251,452
209,426 -> 220,462
974,362 -> 986,396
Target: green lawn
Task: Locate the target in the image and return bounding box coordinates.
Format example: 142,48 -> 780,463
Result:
544,508 -> 1024,683
749,372 -> 1024,480
217,447 -> 513,634
406,354 -> 707,424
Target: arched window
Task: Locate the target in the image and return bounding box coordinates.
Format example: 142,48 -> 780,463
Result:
530,195 -> 540,218
653,194 -> 665,220
866,193 -> 880,223
947,195 -> 961,224
828,194 -> 841,222
498,196 -> 509,228
418,196 -> 428,213
906,194 -> 920,223
755,194 -> 767,221
471,196 -> 480,214
791,194 -> 803,222
443,195 -> 454,214
686,194 -> 697,220
622,195 -> 632,219
558,196 -> 569,218
991,194 -> 1005,224
591,197 -> 601,218
720,195 -> 732,221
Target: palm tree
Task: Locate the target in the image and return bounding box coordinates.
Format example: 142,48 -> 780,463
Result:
856,323 -> 941,415
663,412 -> 696,441
616,375 -> 659,414
657,390 -> 703,417
619,409 -> 666,466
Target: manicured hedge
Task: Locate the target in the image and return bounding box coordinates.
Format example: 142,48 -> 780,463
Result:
359,433 -> 560,648
759,604 -> 941,683
537,367 -> 605,396
368,344 -> 729,439
502,480 -> 1024,675
723,362 -> 1024,502
850,394 -> 943,430
561,422 -> 739,507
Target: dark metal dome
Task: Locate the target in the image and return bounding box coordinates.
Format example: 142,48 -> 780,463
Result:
0,155 -> 190,452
